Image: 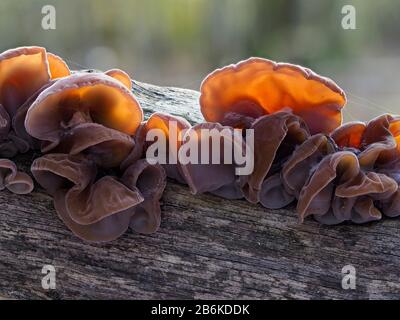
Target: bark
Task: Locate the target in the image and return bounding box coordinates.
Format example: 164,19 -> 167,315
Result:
0,81 -> 399,299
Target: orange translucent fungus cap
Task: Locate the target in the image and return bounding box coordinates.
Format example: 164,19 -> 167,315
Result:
47,52 -> 70,79
0,48 -> 45,113
200,58 -> 347,134
0,47 -> 70,116
105,69 -> 132,91
390,119 -> 400,153
145,112 -> 190,143
330,122 -> 366,149
332,115 -> 400,152
25,72 -> 143,144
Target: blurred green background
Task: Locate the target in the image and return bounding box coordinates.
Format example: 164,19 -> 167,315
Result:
0,0 -> 399,122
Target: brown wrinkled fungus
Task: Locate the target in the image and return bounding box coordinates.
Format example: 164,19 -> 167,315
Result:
0,159 -> 33,194
179,122 -> 245,198
133,112 -> 246,199
31,154 -> 165,242
240,112 -> 310,205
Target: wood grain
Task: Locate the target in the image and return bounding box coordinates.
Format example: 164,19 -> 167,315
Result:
0,81 -> 399,300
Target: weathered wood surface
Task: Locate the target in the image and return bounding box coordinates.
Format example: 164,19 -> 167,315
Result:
1,81 -> 400,300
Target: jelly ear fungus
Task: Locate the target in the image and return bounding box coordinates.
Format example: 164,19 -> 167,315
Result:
200,57 -> 346,134
199,59 -> 399,224
2,47 -> 400,241
0,46 -> 71,194
26,70 -> 168,242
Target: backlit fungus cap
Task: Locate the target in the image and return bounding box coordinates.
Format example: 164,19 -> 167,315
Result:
121,112 -> 191,182
0,46 -> 70,157
105,69 -> 132,91
25,72 -> 143,167
200,58 -> 346,134
31,153 -> 166,242
240,112 -> 310,205
0,47 -> 69,117
331,114 -> 400,169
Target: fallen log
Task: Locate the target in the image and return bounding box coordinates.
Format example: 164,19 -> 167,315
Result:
0,81 -> 399,299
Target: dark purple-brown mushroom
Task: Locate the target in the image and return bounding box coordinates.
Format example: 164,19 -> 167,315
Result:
240,112 -> 310,206
123,112 -> 245,199
0,158 -> 33,194
330,114 -> 400,220
276,113 -> 400,224
296,151 -> 397,224
179,122 -> 245,199
260,134 -> 335,209
121,159 -> 166,234
282,134 -> 336,199
31,153 -> 166,242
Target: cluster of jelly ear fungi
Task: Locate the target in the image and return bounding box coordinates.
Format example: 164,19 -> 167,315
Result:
1,49 -> 399,243
124,57 -> 399,225
0,46 -> 166,242
197,58 -> 400,224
